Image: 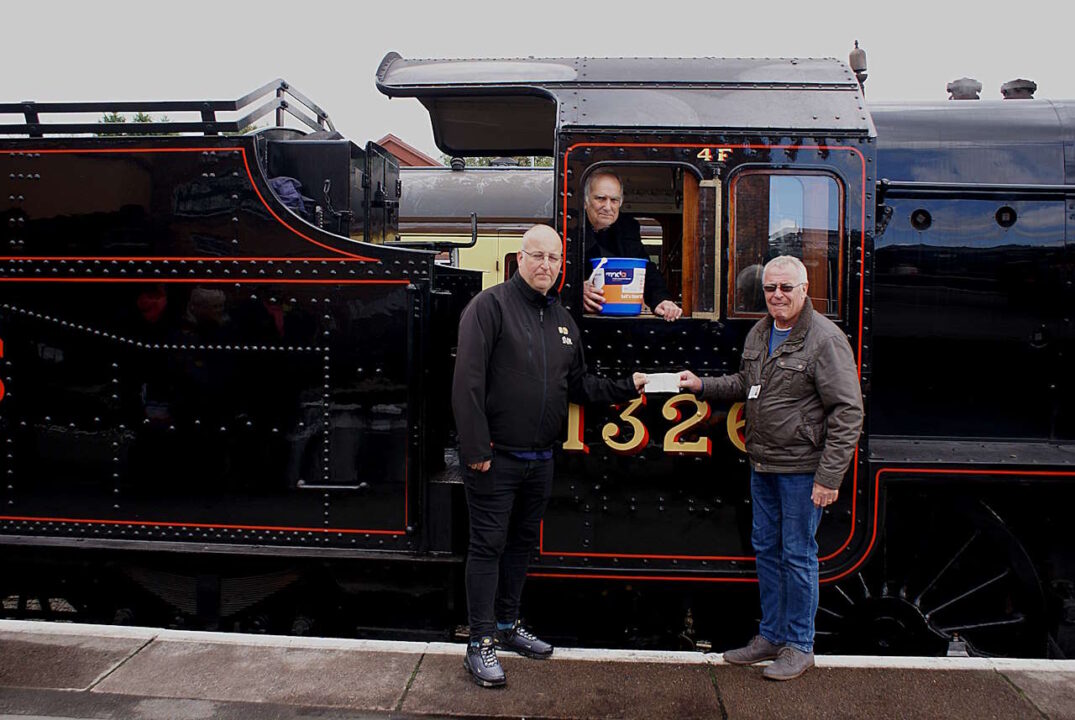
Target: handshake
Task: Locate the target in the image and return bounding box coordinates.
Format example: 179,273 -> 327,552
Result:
629,371 -> 703,394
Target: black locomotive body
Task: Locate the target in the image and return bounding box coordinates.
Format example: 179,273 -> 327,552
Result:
1,61 -> 1073,657
0,83 -> 483,631
851,100 -> 1075,656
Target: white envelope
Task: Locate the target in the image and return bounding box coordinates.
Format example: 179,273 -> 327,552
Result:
644,372 -> 682,394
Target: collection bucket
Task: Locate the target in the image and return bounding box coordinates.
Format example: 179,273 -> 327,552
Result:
590,257 -> 647,316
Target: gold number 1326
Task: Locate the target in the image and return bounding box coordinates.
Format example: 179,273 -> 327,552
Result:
562,394 -> 712,456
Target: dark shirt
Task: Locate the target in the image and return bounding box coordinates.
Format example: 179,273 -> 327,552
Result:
583,215 -> 673,310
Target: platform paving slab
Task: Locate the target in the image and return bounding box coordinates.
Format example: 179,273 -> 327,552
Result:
0,687 -> 418,720
1002,670 -> 1075,720
714,665 -> 1042,720
92,639 -> 421,711
402,653 -> 722,719
0,631 -> 148,691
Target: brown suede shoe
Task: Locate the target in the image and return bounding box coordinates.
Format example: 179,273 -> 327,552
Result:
722,635 -> 782,665
762,646 -> 815,680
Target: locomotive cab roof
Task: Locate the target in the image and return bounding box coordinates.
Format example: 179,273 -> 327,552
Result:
376,53 -> 876,155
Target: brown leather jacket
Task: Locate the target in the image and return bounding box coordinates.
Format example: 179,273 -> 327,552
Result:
699,302 -> 863,488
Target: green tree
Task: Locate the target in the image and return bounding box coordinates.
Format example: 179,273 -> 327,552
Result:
98,111 -> 160,135
129,112 -> 158,135
96,113 -> 197,136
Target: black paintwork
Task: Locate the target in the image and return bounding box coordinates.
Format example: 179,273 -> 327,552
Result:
1,73 -> 1074,657
376,54 -> 870,155
0,129 -> 480,554
532,136 -> 870,580
870,102 -> 1075,441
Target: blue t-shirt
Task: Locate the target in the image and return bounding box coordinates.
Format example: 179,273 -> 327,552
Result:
768,325 -> 792,355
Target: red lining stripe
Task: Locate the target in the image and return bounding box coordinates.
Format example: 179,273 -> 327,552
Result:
235,149 -> 376,261
545,141 -> 868,564
6,146 -> 379,262
0,515 -> 405,535
0,409 -> 414,536
0,148 -> 420,537
822,466 -> 1075,584
531,466 -> 1075,583
529,572 -> 758,583
0,278 -> 409,285
0,257 -> 372,263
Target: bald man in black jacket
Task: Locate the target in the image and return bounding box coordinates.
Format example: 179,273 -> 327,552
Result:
452,224 -> 645,687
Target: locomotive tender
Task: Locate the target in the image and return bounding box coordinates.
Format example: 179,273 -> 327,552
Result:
2,55 -> 1073,658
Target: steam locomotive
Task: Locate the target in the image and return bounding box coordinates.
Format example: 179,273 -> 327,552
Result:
0,51 -> 1072,658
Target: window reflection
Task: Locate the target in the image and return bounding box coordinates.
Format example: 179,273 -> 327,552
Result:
730,172 -> 842,316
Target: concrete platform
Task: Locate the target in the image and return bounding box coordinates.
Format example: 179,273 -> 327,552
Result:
402,654 -> 723,718
0,620 -> 1072,719
0,628 -> 149,691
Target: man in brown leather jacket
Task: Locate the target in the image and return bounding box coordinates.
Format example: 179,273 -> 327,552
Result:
680,255 -> 863,680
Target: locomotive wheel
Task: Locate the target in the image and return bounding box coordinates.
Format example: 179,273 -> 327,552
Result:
817,492 -> 1047,657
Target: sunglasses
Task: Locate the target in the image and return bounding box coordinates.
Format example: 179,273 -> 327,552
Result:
762,282 -> 804,294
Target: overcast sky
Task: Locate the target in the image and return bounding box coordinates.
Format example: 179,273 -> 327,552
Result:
5,0 -> 1072,158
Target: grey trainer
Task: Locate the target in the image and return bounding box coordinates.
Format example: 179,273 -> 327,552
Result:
495,621 -> 554,659
762,646 -> 815,680
463,636 -> 506,688
722,635 -> 783,665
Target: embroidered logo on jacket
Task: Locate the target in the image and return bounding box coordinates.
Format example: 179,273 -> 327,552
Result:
558,326 -> 573,346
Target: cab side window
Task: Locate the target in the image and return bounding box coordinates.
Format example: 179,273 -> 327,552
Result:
729,172 -> 843,317
580,165 -> 695,318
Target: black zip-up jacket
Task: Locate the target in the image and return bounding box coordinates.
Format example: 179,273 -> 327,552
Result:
452,272 -> 637,465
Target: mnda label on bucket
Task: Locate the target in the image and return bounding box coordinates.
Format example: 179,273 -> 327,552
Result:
602,267 -> 644,302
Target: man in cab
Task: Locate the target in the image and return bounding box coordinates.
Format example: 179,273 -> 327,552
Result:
581,170 -> 682,321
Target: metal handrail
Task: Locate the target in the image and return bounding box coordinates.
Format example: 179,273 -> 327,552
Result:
878,178 -> 1075,200
0,79 -> 335,137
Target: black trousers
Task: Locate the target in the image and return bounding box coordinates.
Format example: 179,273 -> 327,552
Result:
463,452 -> 554,639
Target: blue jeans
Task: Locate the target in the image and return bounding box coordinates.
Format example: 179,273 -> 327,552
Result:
750,470 -> 824,653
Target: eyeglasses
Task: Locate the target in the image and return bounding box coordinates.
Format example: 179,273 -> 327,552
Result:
520,249 -> 562,265
762,282 -> 804,294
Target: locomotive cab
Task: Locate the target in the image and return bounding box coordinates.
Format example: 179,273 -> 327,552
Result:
381,55 -> 1075,658
378,53 -> 877,584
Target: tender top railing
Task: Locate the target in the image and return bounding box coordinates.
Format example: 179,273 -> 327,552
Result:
0,79 -> 335,137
